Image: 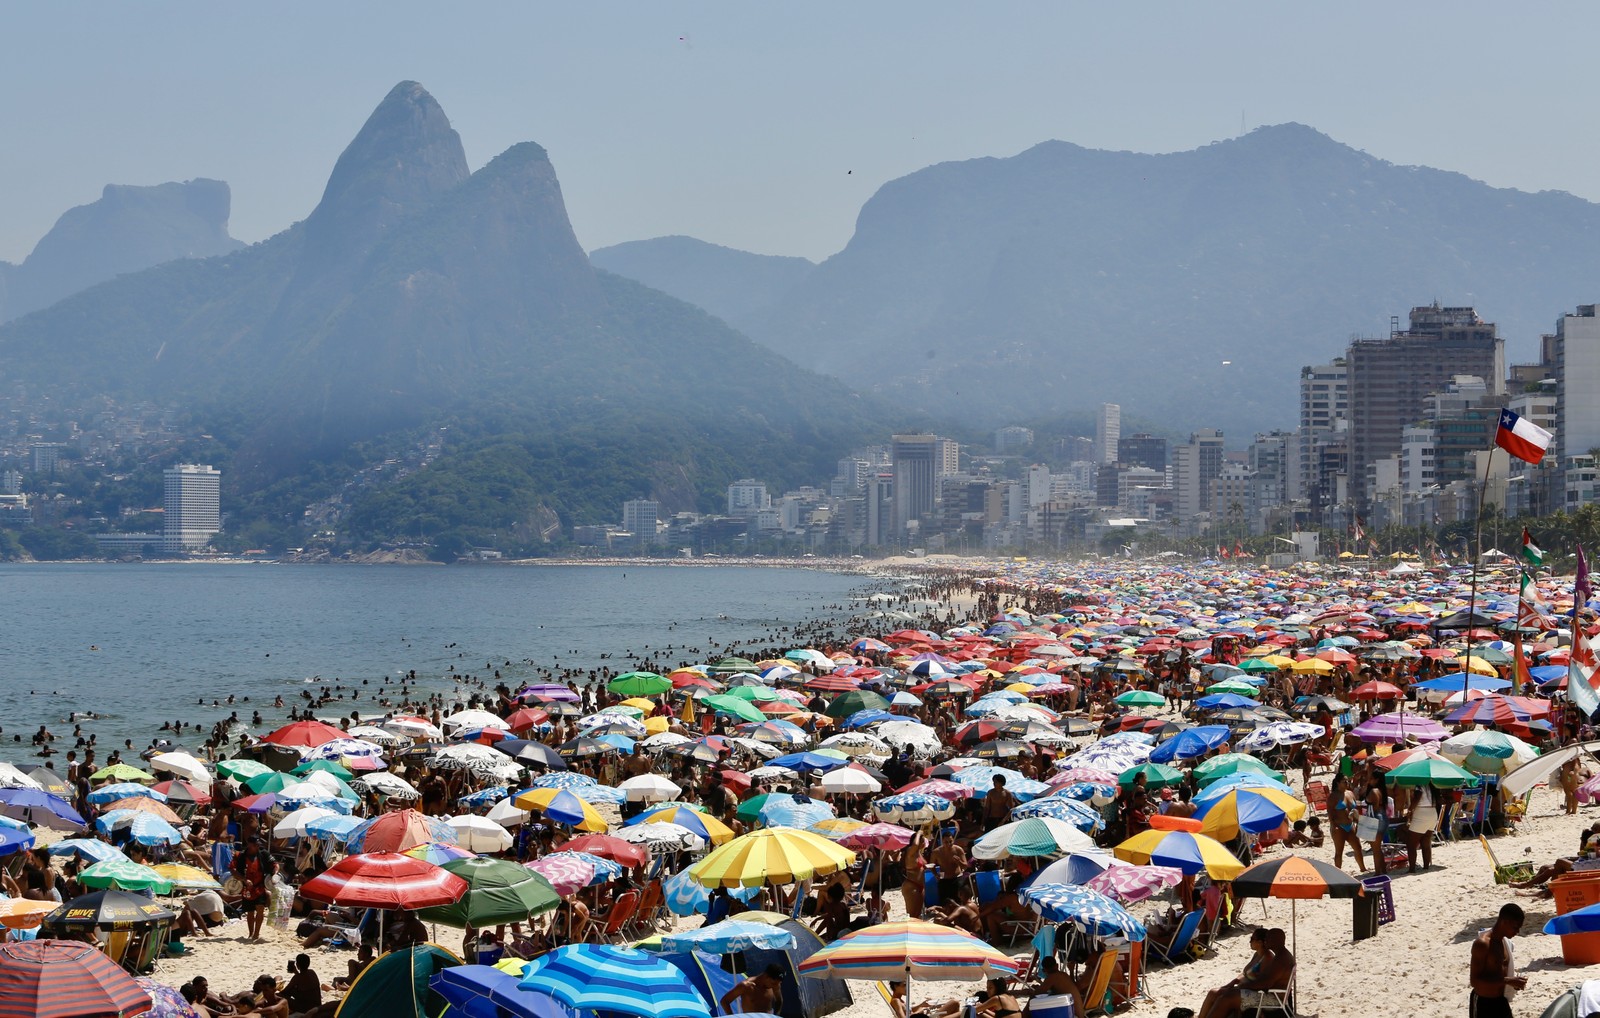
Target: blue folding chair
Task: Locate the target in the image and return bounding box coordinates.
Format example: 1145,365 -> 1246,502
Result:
1147,910 -> 1204,967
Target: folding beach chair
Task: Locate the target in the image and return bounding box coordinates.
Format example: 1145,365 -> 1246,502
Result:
1479,835 -> 1534,885
1080,948 -> 1121,1017
1246,964 -> 1296,1016
1147,910 -> 1203,968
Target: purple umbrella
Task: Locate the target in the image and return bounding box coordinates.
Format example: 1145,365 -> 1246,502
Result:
136,976 -> 201,1017
1350,712 -> 1448,743
521,684 -> 581,703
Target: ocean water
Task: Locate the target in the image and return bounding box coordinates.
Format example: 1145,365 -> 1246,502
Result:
0,563 -> 873,754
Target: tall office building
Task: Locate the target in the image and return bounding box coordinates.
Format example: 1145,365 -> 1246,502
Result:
891,435 -> 941,536
1555,305 -> 1600,471
29,443 -> 61,476
1095,404 -> 1121,464
1117,433 -> 1167,472
621,500 -> 659,546
1347,304 -> 1502,509
163,463 -> 221,553
1172,429 -> 1225,521
1297,360 -> 1348,509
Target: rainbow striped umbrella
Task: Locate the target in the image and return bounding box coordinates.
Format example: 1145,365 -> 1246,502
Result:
517,944 -> 710,1018
0,939 -> 152,1018
798,920 -> 1020,1013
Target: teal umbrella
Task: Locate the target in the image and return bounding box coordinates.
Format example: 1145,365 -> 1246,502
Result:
700,695 -> 767,724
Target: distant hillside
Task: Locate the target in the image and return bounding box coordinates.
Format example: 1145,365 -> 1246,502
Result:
631,125 -> 1600,437
0,179 -> 242,322
0,83 -> 892,547
589,236 -> 813,328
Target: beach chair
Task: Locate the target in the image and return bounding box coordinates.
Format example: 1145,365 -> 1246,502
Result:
1479,836 -> 1535,885
625,879 -> 664,938
1454,787 -> 1487,840
1080,948 -> 1121,1017
1247,965 -> 1296,1016
1146,909 -> 1203,968
585,890 -> 639,943
1303,780 -> 1328,812
1196,884 -> 1227,955
1110,939 -> 1146,1010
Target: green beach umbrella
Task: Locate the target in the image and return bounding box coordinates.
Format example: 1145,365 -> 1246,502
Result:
1194,753 -> 1282,785
826,690 -> 891,719
710,657 -> 759,674
1114,690 -> 1164,708
217,759 -> 275,781
608,672 -> 671,697
1237,658 -> 1281,673
725,686 -> 780,702
736,793 -> 782,823
1118,762 -> 1184,789
244,771 -> 295,795
89,764 -> 154,783
293,760 -> 354,780
1207,680 -> 1259,696
701,694 -> 767,724
1386,756 -> 1476,788
416,857 -> 561,927
79,859 -> 174,894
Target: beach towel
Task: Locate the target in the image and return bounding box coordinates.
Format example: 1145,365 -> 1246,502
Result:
211,840 -> 234,880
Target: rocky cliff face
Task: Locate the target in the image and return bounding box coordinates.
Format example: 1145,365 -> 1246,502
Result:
0,178 -> 243,322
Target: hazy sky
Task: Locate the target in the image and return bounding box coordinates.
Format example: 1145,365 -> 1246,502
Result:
2,3 -> 1597,264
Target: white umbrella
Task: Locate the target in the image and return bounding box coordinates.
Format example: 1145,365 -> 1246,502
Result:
273,806 -> 337,838
442,709 -> 510,732
0,763 -> 42,790
876,721 -> 941,755
485,799 -> 531,827
303,738 -> 386,762
148,752 -> 210,785
728,738 -> 783,759
973,817 -> 1097,860
347,725 -> 406,747
819,733 -> 892,757
430,744 -> 521,778
355,772 -> 419,800
615,822 -> 704,852
640,733 -> 690,751
820,768 -> 882,795
617,774 -> 682,803
385,717 -> 444,740
748,766 -> 800,781
446,814 -> 515,853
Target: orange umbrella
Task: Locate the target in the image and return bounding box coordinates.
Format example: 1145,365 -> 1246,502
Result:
104,797 -> 182,823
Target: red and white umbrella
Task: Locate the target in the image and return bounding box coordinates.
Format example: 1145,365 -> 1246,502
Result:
298,852 -> 468,910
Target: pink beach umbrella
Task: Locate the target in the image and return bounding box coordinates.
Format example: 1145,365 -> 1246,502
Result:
1086,863 -> 1185,904
836,823 -> 916,852
525,854 -> 596,897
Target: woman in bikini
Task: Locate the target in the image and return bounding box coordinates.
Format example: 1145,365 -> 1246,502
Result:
901,834 -> 927,920
1328,775 -> 1366,872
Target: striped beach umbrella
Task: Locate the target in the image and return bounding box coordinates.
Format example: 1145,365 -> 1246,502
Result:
299,852 -> 468,910
517,944 -> 711,1018
304,814 -> 363,842
689,828 -> 856,889
973,817 -> 1096,860
873,792 -> 956,825
758,797 -> 836,830
1196,788 -> 1308,841
1010,795 -> 1105,832
661,869 -> 761,916
1084,864 -> 1184,905
627,804 -> 735,846
1019,883 -> 1147,941
0,940 -> 152,1018
1113,829 -> 1244,880
79,860 -> 174,895
87,783 -> 166,806
149,864 -> 220,891
511,788 -> 609,832
525,854 -> 595,898
660,920 -> 796,954
403,842 -> 477,866
798,919 -> 1019,1013
132,978 -> 200,1018
95,812 -> 182,846
46,839 -> 126,865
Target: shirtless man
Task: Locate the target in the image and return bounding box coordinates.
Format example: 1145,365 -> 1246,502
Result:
1469,903 -> 1526,1018
720,965 -> 784,1014
931,831 -> 968,906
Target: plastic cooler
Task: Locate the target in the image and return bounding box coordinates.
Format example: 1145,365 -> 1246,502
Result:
1549,872 -> 1600,964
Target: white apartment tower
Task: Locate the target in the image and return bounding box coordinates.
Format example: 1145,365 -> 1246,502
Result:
163,463 -> 221,553
1095,404 -> 1121,464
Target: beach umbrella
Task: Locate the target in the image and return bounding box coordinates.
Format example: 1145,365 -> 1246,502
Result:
820,768 -> 882,795
835,822 -> 916,852
517,944 -> 711,1018
417,857 -> 561,928
151,779 -> 211,807
88,764 -> 154,783
0,939 -> 153,1018
432,744 -> 525,779
444,710 -> 512,733
1193,693 -> 1262,710
1437,730 -> 1540,775
405,842 -> 477,866
873,792 -> 957,825
1232,854 -> 1362,965
0,788 -> 85,830
94,812 -> 182,846
798,919 -> 1020,1015
617,774 -> 682,803
1113,690 -> 1164,707
661,869 -> 762,916
1385,755 -> 1477,788
1028,850 -> 1118,887
877,721 -> 941,754
0,827 -> 34,857
214,759 -> 273,781
1117,762 -> 1184,789
0,763 -> 43,791
149,864 -> 220,891
492,740 -> 567,770
0,899 -> 59,932
1542,902 -> 1600,935
25,768 -> 71,799
1113,829 -> 1244,879
700,695 -> 767,724
79,859 -> 174,895
1009,795 -> 1104,832
44,890 -> 175,928
1019,883 -> 1147,941
146,752 -> 210,785
429,965 -> 575,1018
1084,864 -> 1184,905
616,823 -> 704,854
770,751 -> 847,773
1236,722 -> 1325,753
302,738 -> 386,766
609,672 -> 671,697
445,815 -> 516,854
1350,712 -> 1448,743
104,798 -> 183,824
758,796 -> 837,830
345,809 -> 458,853
524,855 -> 598,897
1148,725 -> 1232,763
561,834 -> 650,870
972,817 -> 1095,860
354,772 -> 421,800
1193,753 -> 1281,785
628,805 -> 734,846
511,788 -> 608,832
660,920 -> 797,954
46,839 -> 127,865
1196,788 -> 1307,840
689,828 -> 856,888
300,852 -> 468,910
304,814 -> 363,841
825,690 -> 891,720
259,719 -> 344,749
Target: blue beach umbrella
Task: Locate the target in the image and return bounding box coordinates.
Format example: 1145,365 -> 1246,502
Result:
661,869 -> 761,916
517,944 -> 712,1018
770,752 -> 847,774
1412,673 -> 1513,692
1019,883 -> 1146,942
758,797 -> 836,830
873,792 -> 957,825
1193,693 -> 1262,710
658,920 -> 797,954
47,839 -> 129,864
1148,725 -> 1233,763
1544,903 -> 1600,936
431,965 -> 577,1018
1192,773 -> 1295,802
96,811 -> 183,845
841,709 -> 896,729
0,787 -> 86,829
459,786 -> 509,808
0,827 -> 35,856
532,772 -> 599,792
87,783 -> 166,806
1010,795 -> 1104,832
304,814 -> 364,841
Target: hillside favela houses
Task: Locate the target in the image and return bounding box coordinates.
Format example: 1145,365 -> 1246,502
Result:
562,302 -> 1595,560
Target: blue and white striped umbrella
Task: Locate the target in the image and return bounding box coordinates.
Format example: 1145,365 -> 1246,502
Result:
758,797 -> 835,830
47,838 -> 129,864
1010,795 -> 1104,832
658,919 -> 796,954
517,944 -> 712,1018
87,782 -> 166,805
304,814 -> 364,841
96,811 -> 183,845
278,790 -> 353,813
458,786 -> 509,807
1054,782 -> 1117,805
559,851 -> 625,885
950,766 -> 1049,802
1020,882 -> 1146,942
532,773 -> 599,792
873,792 -> 956,825
661,868 -> 762,916
575,783 -> 627,806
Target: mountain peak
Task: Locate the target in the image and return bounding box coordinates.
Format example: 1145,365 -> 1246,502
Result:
302,80 -> 469,265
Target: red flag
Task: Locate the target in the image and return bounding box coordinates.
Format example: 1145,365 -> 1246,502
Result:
1233,542 -> 1246,558
1218,545 -> 1230,559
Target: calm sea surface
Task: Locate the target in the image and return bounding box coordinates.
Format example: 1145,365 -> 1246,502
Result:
0,564 -> 874,754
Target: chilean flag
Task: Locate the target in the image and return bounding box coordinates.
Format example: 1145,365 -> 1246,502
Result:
1496,408 -> 1553,464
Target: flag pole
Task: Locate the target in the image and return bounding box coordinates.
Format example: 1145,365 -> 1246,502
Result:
1465,444 -> 1496,703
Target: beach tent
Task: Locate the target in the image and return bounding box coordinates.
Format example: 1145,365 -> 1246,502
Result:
741,914 -> 852,1018
658,949 -> 741,1014
336,943 -> 460,1018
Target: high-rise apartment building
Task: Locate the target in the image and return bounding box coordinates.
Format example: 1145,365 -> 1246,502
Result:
1297,360 -> 1348,510
726,480 -> 770,516
1095,404 -> 1121,464
163,463 -> 221,553
1347,304 -> 1502,509
1555,305 -> 1600,474
1172,429 -> 1225,521
891,435 -> 941,536
993,426 -> 1034,453
621,500 -> 659,546
1117,433 -> 1167,472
